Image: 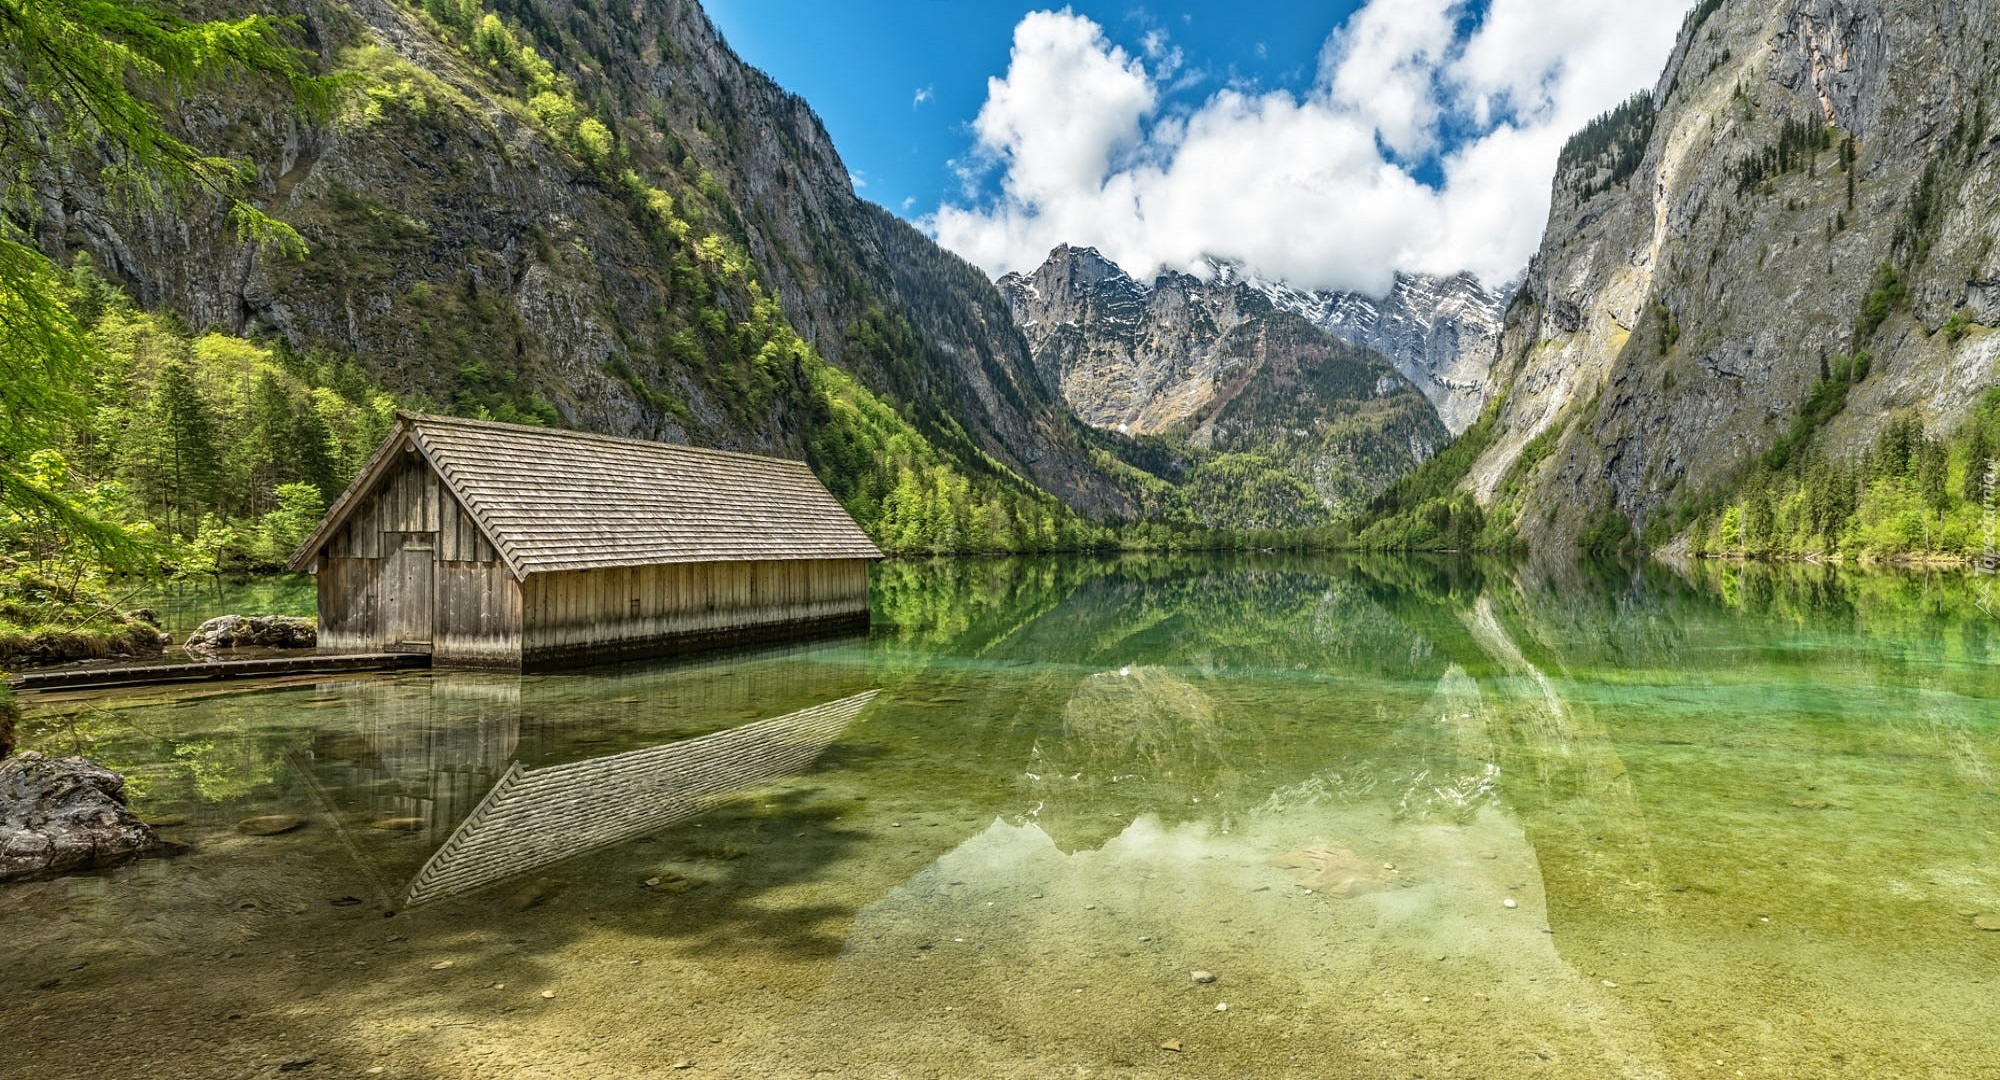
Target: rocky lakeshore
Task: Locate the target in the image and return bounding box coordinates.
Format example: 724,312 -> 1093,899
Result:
0,753 -> 162,882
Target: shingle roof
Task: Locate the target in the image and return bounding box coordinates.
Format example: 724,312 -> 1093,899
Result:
292,413 -> 881,577
402,690 -> 876,906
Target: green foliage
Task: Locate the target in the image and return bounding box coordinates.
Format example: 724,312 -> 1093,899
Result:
1558,93 -> 1656,199
805,359 -> 1110,555
1761,362 -> 1855,472
1731,115 -> 1835,194
253,484 -> 326,567
1356,492 -> 1488,552
1683,0 -> 1726,37
1690,390 -> 2000,559
1180,454 -> 1329,532
1653,303 -> 1681,355
1857,261 -> 1907,339
574,118 -> 615,167
472,13 -> 519,67
0,0 -> 336,254
1355,404 -> 1507,551
453,362 -> 558,425
1894,159 -> 1946,267
1942,309 -> 1975,344
138,361 -> 223,534
0,0 -> 336,595
1841,135 -> 1858,209
0,447 -> 167,666
1577,506 -> 1639,558
6,266 -> 401,573
0,244 -> 140,565
1499,422 -> 1564,502
0,449 -> 155,582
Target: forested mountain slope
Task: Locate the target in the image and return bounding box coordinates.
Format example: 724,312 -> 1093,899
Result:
1447,0 -> 2000,556
16,0 -> 1133,554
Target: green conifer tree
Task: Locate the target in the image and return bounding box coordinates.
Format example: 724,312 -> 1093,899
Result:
145,362 -> 222,535
0,0 -> 329,560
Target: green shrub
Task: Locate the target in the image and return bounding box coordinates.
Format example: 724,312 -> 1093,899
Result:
1942,309 -> 1974,343
1857,261 -> 1907,338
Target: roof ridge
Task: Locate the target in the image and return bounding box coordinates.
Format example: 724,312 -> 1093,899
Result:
400,412 -> 817,471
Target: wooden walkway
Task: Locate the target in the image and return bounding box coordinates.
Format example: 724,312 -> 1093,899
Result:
7,652 -> 432,693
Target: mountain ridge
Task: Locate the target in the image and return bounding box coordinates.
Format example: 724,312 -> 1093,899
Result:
997,243 -> 1448,523
998,245 -> 1507,437
18,0 -> 1142,548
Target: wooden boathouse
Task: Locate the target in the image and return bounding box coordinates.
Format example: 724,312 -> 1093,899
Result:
288,413 -> 882,669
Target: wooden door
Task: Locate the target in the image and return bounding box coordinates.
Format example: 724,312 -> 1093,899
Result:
386,534 -> 436,650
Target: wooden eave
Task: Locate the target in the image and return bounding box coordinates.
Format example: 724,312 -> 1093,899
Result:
285,414 -> 533,580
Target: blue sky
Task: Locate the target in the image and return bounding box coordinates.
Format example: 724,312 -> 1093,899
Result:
705,2 -> 1367,217
704,2 -> 1685,293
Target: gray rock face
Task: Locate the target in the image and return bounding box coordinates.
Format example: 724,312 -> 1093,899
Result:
1467,0 -> 2000,548
1968,279 -> 2000,327
184,615 -> 318,652
0,753 -> 160,881
998,246 -> 1505,437
1236,268 -> 1511,435
998,246 -> 1252,435
998,245 -> 1449,515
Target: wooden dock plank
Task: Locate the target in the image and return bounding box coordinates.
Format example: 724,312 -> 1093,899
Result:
7,652 -> 432,692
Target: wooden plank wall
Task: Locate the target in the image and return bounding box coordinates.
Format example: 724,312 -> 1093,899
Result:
433,560 -> 523,667
519,558 -> 869,659
314,445 -> 522,665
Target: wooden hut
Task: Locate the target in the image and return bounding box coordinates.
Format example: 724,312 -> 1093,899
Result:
288,413 -> 882,669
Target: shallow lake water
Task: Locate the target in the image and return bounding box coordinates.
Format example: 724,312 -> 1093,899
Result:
6,555 -> 1999,1078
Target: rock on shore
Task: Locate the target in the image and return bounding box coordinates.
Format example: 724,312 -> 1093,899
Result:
184,615 -> 317,652
1,753 -> 161,881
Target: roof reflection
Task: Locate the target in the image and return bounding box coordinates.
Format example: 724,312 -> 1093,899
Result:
403,690 -> 877,906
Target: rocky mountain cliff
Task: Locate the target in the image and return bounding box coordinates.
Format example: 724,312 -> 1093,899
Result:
1464,0 -> 2000,551
999,246 -> 1506,438
1234,267 -> 1509,436
20,0 -> 1134,522
998,245 -> 1447,520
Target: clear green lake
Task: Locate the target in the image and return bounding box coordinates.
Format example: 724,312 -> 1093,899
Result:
5,555 -> 1998,1078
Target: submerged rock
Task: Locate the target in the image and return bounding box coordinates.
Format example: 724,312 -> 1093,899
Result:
185,615 -> 317,652
0,752 -> 160,880
1269,846 -> 1402,898
506,878 -> 558,911
236,814 -> 306,836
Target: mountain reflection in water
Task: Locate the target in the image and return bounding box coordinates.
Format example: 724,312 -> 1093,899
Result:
4,555 -> 1996,1078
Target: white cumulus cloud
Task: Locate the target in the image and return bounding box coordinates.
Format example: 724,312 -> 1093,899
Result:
927,2 -> 1685,295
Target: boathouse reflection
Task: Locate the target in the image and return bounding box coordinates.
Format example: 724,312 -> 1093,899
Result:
403,690 -> 875,905
293,653 -> 876,906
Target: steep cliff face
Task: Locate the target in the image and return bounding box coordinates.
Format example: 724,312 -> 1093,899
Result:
492,0 -> 1130,515
1239,269 -> 1509,436
999,246 -> 1505,438
1473,0 -> 2000,549
999,245 -> 1447,518
21,0 -> 1132,517
999,246 -> 1243,436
